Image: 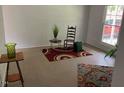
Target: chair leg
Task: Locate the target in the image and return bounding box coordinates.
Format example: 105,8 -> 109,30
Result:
64,40 -> 65,48
64,40 -> 67,48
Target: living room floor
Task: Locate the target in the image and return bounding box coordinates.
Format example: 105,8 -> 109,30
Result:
7,44 -> 115,87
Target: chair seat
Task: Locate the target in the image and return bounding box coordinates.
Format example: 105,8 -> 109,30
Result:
64,39 -> 74,42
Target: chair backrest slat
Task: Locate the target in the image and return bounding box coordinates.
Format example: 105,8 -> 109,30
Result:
66,26 -> 76,40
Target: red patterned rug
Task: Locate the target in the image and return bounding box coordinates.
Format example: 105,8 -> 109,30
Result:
42,47 -> 92,62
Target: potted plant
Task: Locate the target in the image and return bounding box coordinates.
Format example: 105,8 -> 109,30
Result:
53,25 -> 59,40
104,44 -> 117,58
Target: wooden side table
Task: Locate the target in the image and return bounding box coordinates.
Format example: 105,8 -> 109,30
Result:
0,52 -> 24,87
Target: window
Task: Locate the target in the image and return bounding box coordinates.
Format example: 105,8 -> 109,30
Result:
102,5 -> 123,46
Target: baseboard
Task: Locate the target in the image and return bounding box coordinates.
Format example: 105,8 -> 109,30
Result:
17,44 -> 65,50
16,44 -> 50,49
84,43 -> 116,57
84,43 -> 107,52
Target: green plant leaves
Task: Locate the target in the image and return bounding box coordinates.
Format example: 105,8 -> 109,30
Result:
104,45 -> 117,58
53,25 -> 59,39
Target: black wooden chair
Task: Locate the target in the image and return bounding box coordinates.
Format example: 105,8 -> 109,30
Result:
64,25 -> 76,48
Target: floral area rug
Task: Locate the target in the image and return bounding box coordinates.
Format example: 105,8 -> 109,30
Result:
78,63 -> 113,87
42,47 -> 92,62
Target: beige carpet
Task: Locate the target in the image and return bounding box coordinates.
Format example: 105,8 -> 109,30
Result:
7,45 -> 115,87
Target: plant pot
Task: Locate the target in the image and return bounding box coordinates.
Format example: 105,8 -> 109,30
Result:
53,38 -> 57,41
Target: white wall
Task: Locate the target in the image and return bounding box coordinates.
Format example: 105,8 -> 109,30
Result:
2,5 -> 89,49
86,5 -> 113,51
0,6 -> 7,87
111,13 -> 124,86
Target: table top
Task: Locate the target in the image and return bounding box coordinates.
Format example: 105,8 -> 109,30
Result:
49,39 -> 61,43
0,52 -> 24,63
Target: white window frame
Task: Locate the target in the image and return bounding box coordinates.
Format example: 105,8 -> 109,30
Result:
101,5 -> 123,47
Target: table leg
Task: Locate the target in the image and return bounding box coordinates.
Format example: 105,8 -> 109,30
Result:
51,43 -> 53,48
16,61 -> 24,87
58,42 -> 61,47
5,62 -> 9,87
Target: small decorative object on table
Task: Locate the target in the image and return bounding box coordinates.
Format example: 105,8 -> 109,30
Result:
5,43 -> 16,59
